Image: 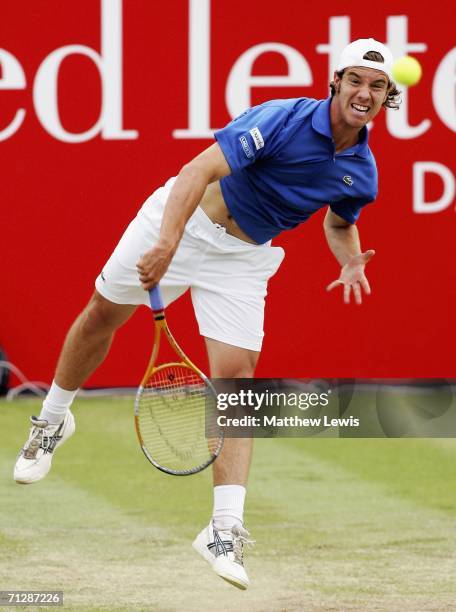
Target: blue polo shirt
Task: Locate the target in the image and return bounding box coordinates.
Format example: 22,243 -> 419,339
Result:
214,96 -> 378,244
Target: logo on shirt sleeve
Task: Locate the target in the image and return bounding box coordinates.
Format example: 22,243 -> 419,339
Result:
249,127 -> 264,150
239,135 -> 254,159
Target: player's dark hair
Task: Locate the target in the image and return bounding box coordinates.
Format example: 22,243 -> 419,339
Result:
330,50 -> 402,109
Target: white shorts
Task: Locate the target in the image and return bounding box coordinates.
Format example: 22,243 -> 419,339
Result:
95,178 -> 285,351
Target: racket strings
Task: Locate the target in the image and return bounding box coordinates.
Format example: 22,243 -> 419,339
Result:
136,364 -> 221,474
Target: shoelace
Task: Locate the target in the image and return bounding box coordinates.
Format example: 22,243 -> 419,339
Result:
232,531 -> 255,566
23,424 -> 54,459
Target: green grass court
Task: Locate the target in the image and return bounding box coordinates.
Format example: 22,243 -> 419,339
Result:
1,398 -> 456,611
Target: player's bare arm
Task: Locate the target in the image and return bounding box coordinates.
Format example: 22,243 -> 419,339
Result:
324,208 -> 375,305
137,143 -> 231,289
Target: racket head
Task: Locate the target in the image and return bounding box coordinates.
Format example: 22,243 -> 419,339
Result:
134,362 -> 223,475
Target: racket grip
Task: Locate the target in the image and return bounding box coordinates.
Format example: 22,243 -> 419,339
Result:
149,286 -> 164,312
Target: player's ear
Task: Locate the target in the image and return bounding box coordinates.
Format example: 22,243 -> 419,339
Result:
382,81 -> 391,105
332,71 -> 341,93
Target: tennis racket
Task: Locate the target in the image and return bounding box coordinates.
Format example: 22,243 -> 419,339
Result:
134,285 -> 223,475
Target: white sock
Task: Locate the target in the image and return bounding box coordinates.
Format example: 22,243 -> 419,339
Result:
212,485 -> 246,531
39,381 -> 79,425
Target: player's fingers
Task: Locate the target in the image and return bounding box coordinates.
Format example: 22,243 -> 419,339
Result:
344,284 -> 351,304
360,277 -> 371,294
353,282 -> 362,305
138,268 -> 155,280
361,249 -> 376,263
140,278 -> 157,290
136,258 -> 147,271
326,280 -> 342,292
137,251 -> 155,269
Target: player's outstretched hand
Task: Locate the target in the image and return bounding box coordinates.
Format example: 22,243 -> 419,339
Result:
136,244 -> 174,290
326,249 -> 375,305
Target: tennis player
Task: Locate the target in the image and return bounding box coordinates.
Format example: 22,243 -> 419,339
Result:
14,39 -> 400,589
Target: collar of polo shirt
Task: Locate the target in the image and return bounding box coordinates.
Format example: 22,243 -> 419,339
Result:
312,97 -> 370,158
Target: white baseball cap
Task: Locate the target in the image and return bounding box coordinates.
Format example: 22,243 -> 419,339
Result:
337,38 -> 394,80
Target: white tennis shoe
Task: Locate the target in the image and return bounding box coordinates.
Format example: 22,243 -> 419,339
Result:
192,520 -> 254,590
14,411 -> 75,484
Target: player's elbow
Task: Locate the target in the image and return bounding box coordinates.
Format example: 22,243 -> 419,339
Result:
324,210 -> 351,232
323,213 -> 336,236
179,144 -> 230,184
178,160 -> 213,187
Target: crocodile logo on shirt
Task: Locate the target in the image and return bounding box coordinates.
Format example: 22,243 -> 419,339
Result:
343,176 -> 353,186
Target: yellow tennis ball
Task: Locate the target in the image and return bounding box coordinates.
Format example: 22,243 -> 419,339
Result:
392,56 -> 422,86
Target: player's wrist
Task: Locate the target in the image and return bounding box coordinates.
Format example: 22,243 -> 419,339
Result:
344,252 -> 363,265
155,237 -> 178,256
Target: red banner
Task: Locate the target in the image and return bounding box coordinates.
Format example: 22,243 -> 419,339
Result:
2,0 -> 455,384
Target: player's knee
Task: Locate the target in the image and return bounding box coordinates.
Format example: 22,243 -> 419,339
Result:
206,338 -> 260,378
214,359 -> 257,378
79,293 -> 128,336
230,366 -> 255,378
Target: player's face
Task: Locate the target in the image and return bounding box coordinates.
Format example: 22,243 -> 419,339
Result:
332,67 -> 389,128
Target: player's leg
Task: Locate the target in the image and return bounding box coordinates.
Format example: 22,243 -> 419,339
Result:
14,292 -> 136,484
55,291 -> 136,391
189,219 -> 285,589
205,338 -> 257,489
192,339 -> 259,589
14,179 -> 200,484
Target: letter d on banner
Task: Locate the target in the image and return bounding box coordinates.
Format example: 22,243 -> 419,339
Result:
413,162 -> 455,213
33,0 -> 138,143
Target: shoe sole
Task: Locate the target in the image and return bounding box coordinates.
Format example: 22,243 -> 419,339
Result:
192,535 -> 249,590
219,576 -> 248,591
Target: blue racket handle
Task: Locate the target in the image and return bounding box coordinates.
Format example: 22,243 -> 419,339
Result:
149,286 -> 164,312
